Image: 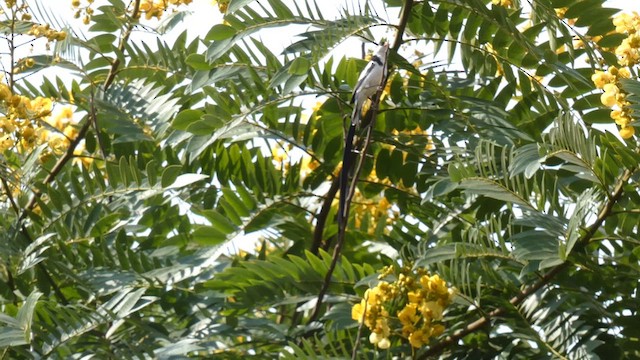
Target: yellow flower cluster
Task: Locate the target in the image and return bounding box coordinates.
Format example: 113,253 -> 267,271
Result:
43,106 -> 79,156
352,265 -> 455,350
350,189 -> 397,235
491,0 -> 512,8
13,57 -> 35,74
592,68 -> 635,139
0,83 -> 87,165
613,12 -> 640,67
590,12 -> 640,140
271,143 -> 319,181
72,0 -> 95,25
0,82 -> 54,153
27,24 -> 67,42
138,0 -> 193,20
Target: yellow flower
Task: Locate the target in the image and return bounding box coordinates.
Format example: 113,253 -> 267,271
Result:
421,301 -> 444,321
60,106 -> 74,119
591,70 -> 613,89
0,84 -> 11,101
373,317 -> 390,336
408,328 -> 430,348
616,37 -> 640,67
271,146 -> 287,163
369,325 -> 390,349
140,0 -> 153,12
375,336 -> 390,349
555,7 -> 568,19
214,0 -> 229,13
0,134 -> 14,152
431,324 -> 445,337
408,290 -> 422,304
352,302 -> 365,322
620,125 -> 635,139
21,126 -> 35,140
63,125 -> 78,140
30,97 -> 53,117
611,110 -> 631,126
618,67 -> 631,78
491,0 -> 512,7
613,12 -> 640,34
398,303 -> 419,326
48,134 -> 67,154
365,286 -> 383,306
420,274 -> 449,296
0,117 -> 15,133
601,84 -> 619,107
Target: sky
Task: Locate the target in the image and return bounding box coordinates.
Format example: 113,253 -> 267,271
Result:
36,0 -> 637,66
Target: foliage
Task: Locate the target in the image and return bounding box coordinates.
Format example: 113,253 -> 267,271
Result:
0,0 -> 638,359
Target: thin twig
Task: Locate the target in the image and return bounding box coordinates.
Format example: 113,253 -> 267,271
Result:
1,177 -> 19,215
352,292 -> 370,360
310,175 -> 340,254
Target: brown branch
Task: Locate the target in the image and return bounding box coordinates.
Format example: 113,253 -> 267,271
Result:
309,61 -> 390,324
419,166 -> 636,358
104,0 -> 140,90
18,0 -> 141,224
310,174 -> 340,254
96,0 -> 141,160
1,177 -> 19,215
11,1 -> 142,304
8,1 -> 15,90
307,0 -> 413,325
392,0 -> 413,53
18,119 -> 92,224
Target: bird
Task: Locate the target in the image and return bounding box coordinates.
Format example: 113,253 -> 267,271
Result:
338,43 -> 389,226
350,43 -> 389,127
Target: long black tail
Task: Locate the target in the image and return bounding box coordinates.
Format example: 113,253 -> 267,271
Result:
338,121 -> 357,227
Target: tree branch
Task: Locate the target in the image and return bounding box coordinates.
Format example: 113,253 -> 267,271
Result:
18,0 -> 140,225
392,0 -> 413,53
12,1 -> 142,304
420,166 -> 636,358
307,0 -> 413,325
310,174 -> 340,254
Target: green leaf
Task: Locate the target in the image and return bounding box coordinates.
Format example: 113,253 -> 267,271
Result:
460,178 -> 534,209
172,109 -> 204,130
510,143 -> 544,179
185,53 -> 211,70
16,291 -> 42,343
227,0 -> 257,14
205,24 -> 237,41
90,213 -> 123,237
582,108 -> 611,124
161,165 -> 182,187
288,57 -> 310,76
